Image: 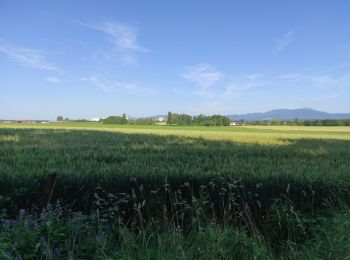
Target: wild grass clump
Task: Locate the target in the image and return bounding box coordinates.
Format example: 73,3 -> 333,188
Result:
0,205 -> 271,259
1,197 -> 350,259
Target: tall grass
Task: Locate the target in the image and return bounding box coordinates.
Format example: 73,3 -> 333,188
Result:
1,190 -> 349,259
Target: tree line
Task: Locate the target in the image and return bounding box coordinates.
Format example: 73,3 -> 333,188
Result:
65,113 -> 350,127
102,112 -> 231,126
167,112 -> 230,126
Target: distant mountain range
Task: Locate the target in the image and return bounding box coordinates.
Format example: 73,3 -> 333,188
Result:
227,108 -> 350,121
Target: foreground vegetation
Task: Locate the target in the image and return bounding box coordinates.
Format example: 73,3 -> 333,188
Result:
0,123 -> 349,258
2,201 -> 350,259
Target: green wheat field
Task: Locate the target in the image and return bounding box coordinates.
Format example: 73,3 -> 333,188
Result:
1,123 -> 350,258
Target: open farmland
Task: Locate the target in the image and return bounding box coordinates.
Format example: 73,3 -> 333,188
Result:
1,123 -> 350,208
1,123 -> 350,258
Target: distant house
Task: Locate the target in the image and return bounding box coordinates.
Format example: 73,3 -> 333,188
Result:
90,118 -> 101,122
157,116 -> 165,122
229,121 -> 240,126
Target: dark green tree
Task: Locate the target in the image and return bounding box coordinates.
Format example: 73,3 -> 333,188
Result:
167,111 -> 172,125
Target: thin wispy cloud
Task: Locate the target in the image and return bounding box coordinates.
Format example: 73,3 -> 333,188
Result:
0,43 -> 62,73
224,74 -> 269,96
277,71 -> 350,106
77,21 -> 149,64
224,69 -> 348,98
44,77 -> 61,83
182,64 -> 222,94
278,73 -> 304,80
279,72 -> 337,85
82,76 -> 138,93
271,30 -> 296,55
100,22 -> 149,52
310,93 -> 341,101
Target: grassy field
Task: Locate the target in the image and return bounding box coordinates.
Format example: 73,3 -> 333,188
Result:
1,122 -> 350,205
2,122 -> 350,141
1,123 -> 350,258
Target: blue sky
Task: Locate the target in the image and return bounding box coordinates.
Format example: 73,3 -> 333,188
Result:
1,0 -> 350,119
